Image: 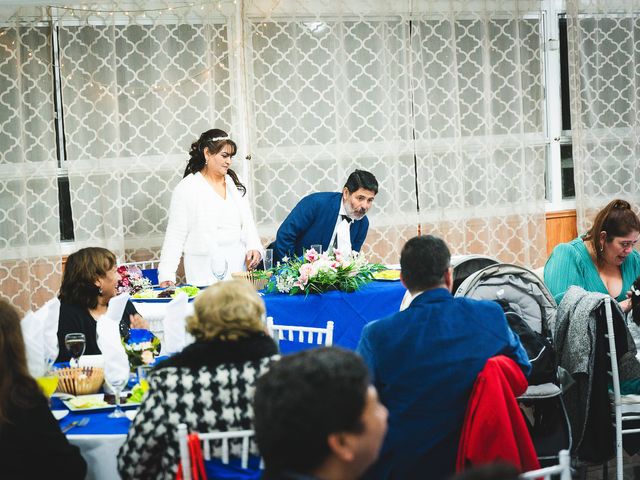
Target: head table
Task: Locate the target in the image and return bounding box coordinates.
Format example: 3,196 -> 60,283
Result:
133,279 -> 407,351
56,280 -> 406,479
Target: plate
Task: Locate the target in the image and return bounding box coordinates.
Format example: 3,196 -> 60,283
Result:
52,410 -> 69,420
132,286 -> 200,302
373,270 -> 401,281
62,393 -> 141,412
125,409 -> 139,421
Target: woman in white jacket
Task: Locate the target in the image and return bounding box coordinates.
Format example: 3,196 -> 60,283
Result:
158,129 -> 263,287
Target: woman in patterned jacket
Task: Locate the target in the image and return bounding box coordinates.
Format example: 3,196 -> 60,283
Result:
117,279 -> 279,480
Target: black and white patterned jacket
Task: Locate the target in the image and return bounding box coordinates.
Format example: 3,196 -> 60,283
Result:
117,332 -> 279,480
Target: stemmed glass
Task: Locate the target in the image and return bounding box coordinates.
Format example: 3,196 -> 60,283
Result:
64,333 -> 86,367
106,377 -> 128,418
36,358 -> 59,406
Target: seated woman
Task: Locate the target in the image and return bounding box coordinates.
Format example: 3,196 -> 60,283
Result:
56,247 -> 148,362
544,198 -> 640,311
0,299 -> 86,479
117,279 -> 279,480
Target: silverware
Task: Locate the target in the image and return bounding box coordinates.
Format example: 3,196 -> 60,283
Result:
61,416 -> 90,433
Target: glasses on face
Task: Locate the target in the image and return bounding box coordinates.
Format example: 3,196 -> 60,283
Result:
616,240 -> 638,251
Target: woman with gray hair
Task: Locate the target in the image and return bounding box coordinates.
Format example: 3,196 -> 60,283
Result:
117,279 -> 278,480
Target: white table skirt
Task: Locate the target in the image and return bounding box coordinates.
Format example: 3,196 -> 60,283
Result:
68,434 -> 127,480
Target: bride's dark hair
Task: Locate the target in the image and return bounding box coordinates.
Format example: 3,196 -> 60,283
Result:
183,128 -> 246,196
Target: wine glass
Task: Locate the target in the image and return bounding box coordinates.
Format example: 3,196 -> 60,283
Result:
64,333 -> 86,367
36,358 -> 59,406
106,377 -> 128,418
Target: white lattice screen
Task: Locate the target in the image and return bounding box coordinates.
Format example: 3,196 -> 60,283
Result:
2,0 -> 552,313
58,3 -> 237,260
567,0 -> 640,230
0,18 -> 62,313
246,1 -> 547,266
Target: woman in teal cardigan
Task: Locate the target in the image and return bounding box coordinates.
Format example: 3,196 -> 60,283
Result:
544,199 -> 640,312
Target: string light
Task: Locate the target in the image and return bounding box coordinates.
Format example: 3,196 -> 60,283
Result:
51,1 -> 214,15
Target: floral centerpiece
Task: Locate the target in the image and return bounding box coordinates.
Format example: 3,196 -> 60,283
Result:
262,249 -> 385,295
122,329 -> 161,369
117,265 -> 152,295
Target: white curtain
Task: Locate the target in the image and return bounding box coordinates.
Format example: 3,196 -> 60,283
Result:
0,0 -> 551,313
245,0 -> 547,265
57,2 -> 238,264
567,0 -> 640,230
0,10 -> 61,314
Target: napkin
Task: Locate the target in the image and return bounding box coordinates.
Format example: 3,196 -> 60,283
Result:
21,297 -> 61,377
78,354 -> 105,368
106,292 -> 129,325
21,310 -> 45,377
97,294 -> 130,385
161,291 -> 189,356
43,297 -> 60,364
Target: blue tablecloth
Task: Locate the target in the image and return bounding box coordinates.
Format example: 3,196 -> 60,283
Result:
263,280 -> 406,353
53,397 -> 134,435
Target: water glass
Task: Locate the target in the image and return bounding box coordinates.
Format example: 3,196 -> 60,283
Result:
65,333 -> 86,367
311,244 -> 323,255
137,365 -> 152,383
263,248 -> 273,271
106,378 -> 128,418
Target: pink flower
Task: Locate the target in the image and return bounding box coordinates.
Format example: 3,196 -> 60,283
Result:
305,249 -> 319,262
299,263 -> 315,278
141,350 -> 154,364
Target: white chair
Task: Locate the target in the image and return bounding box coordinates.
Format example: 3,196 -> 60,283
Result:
266,316 -> 334,346
119,260 -> 160,285
119,260 -> 159,270
519,449 -> 571,480
178,423 -> 258,480
604,296 -> 640,480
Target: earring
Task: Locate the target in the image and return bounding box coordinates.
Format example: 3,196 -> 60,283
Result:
599,245 -> 604,252
98,287 -> 103,295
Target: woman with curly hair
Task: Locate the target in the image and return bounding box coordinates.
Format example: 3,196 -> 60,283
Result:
118,279 -> 278,480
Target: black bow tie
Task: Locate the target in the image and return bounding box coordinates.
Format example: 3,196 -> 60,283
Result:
341,214 -> 353,224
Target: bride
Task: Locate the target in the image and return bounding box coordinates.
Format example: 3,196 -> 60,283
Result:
157,128 -> 263,287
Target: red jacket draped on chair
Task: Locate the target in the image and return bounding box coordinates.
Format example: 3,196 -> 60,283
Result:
456,355 -> 540,472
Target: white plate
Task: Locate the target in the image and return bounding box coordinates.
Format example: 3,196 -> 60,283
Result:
125,409 -> 139,421
52,410 -> 69,420
62,393 -> 141,412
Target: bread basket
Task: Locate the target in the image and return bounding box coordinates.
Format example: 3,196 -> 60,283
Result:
231,271 -> 272,291
56,367 -> 104,396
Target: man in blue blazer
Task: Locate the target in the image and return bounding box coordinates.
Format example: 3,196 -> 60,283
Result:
357,235 -> 530,480
273,170 -> 378,262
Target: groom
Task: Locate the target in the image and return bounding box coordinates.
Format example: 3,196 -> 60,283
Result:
272,170 -> 378,262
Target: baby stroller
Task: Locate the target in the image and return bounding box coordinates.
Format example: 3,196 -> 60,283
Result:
455,263 -> 572,466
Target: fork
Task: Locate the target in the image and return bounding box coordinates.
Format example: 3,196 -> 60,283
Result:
61,416 -> 90,433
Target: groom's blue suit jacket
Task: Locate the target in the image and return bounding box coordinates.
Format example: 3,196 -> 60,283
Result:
273,192 -> 369,262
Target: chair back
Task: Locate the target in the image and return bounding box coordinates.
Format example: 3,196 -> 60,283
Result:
119,260 -> 159,285
604,296 -> 640,480
266,316 -> 334,346
178,423 -> 260,480
519,449 -> 571,480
